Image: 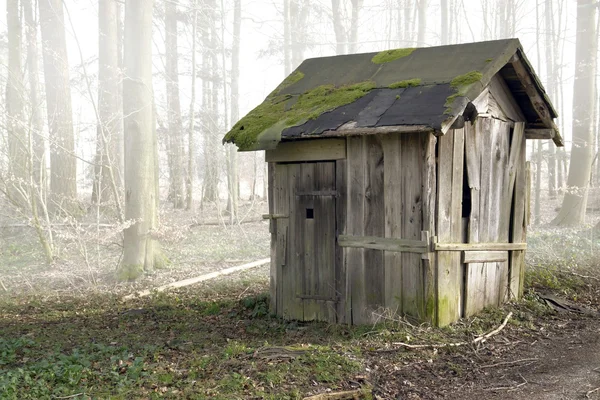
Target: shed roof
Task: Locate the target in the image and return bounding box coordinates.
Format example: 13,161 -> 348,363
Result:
224,39 -> 562,151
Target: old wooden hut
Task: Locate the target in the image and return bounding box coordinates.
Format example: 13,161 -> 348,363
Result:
223,39 -> 563,326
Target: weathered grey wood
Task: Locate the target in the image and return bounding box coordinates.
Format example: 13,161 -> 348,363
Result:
471,88 -> 489,114
338,235 -> 428,252
265,138 -> 346,162
262,214 -> 288,219
295,190 -> 337,196
346,136 -> 367,324
321,121 -> 434,138
509,130 -> 527,299
435,242 -> 527,251
335,158 -> 348,323
268,162 -> 276,314
274,163 -> 293,318
463,251 -> 509,263
401,133 -> 426,319
422,134 -> 437,325
509,54 -> 563,146
488,74 -> 526,122
363,135 -> 385,323
381,134 -> 403,314
524,129 -> 555,139
436,128 -> 465,326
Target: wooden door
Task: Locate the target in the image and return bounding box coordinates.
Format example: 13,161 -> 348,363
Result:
274,162 -> 337,322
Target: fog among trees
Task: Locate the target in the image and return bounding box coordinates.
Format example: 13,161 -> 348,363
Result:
0,0 -> 598,280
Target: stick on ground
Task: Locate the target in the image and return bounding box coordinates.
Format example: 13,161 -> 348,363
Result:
122,258 -> 270,300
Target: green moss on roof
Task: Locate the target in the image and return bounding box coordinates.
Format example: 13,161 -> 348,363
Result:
450,71 -> 483,90
371,48 -> 415,64
270,70 -> 305,95
389,78 -> 422,89
224,80 -> 376,150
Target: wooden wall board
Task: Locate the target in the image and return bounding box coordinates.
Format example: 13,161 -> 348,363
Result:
509,125 -> 527,299
265,138 -> 346,162
268,163 -> 277,314
335,159 -> 348,323
422,134 -> 438,325
346,136 -> 368,324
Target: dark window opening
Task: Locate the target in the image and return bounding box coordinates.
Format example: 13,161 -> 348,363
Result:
306,208 -> 314,219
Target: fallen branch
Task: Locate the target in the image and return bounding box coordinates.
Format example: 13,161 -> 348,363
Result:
122,258 -> 270,300
480,357 -> 538,369
390,312 -> 513,349
587,387 -> 600,399
303,389 -> 367,400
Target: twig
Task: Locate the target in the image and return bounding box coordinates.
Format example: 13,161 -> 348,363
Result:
587,387 -> 600,399
51,393 -> 85,399
570,271 -> 600,281
481,358 -> 538,369
0,278 -> 7,292
391,312 -> 513,349
303,389 -> 367,400
122,258 -> 270,300
485,373 -> 527,391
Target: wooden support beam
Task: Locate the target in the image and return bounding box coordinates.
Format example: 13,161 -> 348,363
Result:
463,251 -> 509,263
265,138 -> 346,162
434,242 -> 527,251
509,54 -> 563,147
524,129 -> 555,140
321,121 -> 434,138
338,235 -> 428,253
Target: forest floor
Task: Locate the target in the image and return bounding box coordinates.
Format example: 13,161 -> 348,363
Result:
2,199 -> 600,399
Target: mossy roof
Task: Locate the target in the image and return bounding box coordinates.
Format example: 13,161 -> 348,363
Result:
224,39 -> 558,151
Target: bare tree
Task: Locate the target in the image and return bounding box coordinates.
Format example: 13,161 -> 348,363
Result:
416,0 -> 427,46
186,0 -> 198,211
544,0 -> 557,198
165,0 -> 185,209
553,0 -> 598,225
93,0 -> 124,206
120,0 -> 165,279
331,0 -> 363,55
39,0 -> 77,207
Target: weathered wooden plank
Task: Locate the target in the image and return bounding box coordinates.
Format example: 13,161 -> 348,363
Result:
381,134 -> 403,314
363,135 -> 385,322
268,162 -> 277,314
265,138 -> 346,162
346,136 -> 367,324
509,130 -> 527,299
464,121 -> 485,318
401,133 -> 426,319
335,159 -> 348,323
338,235 -> 428,252
322,121 -> 434,138
524,129 -> 555,139
435,242 -> 527,251
463,251 -> 509,263
436,128 -> 465,326
422,134 -> 437,325
487,74 -> 526,122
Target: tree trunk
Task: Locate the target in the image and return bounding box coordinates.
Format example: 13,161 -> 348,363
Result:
6,0 -> 28,206
441,0 -> 448,45
283,0 -> 292,75
544,0 -> 556,198
348,0 -> 362,53
23,0 -> 46,188
165,0 -> 185,209
553,0 -> 598,226
39,0 -> 77,207
119,0 -> 165,280
331,0 -> 347,55
93,0 -> 123,206
416,0 -> 426,46
186,1 -> 198,211
226,0 -> 241,222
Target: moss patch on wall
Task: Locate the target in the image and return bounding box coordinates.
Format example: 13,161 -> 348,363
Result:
224,81 -> 376,150
389,78 -> 422,89
371,48 -> 415,64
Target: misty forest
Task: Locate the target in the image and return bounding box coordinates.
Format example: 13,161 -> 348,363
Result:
1,0 -> 600,398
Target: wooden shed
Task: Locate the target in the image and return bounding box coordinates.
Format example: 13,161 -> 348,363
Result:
223,39 -> 563,326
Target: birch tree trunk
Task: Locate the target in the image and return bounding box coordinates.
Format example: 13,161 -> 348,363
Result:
6,0 -> 27,205
186,1 -> 197,211
441,0 -> 448,45
93,0 -> 123,206
283,0 -> 292,75
553,0 -> 598,226
23,0 -> 46,188
39,0 -> 77,207
349,0 -> 362,53
331,0 -> 347,55
226,0 -> 241,221
416,0 -> 427,46
119,0 -> 165,280
165,0 -> 185,209
544,0 -> 556,198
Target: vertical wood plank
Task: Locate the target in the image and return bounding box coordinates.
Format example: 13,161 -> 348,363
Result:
363,135 -> 385,322
509,125 -> 527,299
401,133 -> 425,319
381,135 -> 403,314
335,158 -> 348,323
346,136 -> 367,324
436,128 -> 465,326
275,164 -> 296,319
268,162 -> 277,314
422,134 -> 437,325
